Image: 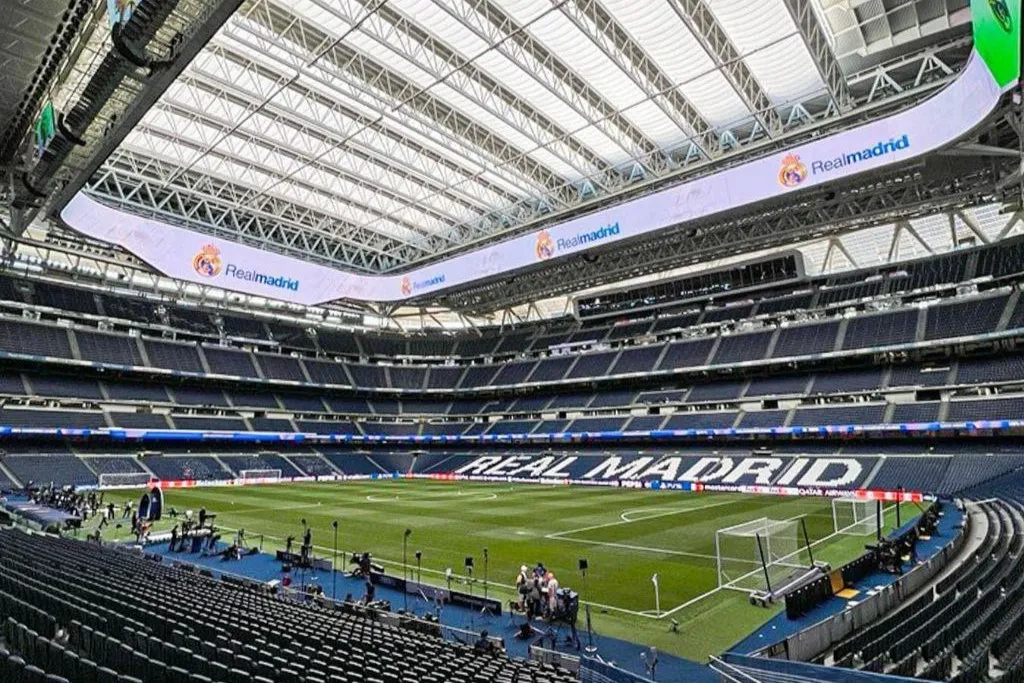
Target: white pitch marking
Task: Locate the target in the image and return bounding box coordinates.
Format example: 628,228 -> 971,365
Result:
620,507 -> 699,523
547,498 -> 738,539
221,501 -> 327,516
553,535 -> 720,561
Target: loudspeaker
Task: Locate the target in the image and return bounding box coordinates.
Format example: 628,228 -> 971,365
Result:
465,557 -> 474,569
578,559 -> 588,571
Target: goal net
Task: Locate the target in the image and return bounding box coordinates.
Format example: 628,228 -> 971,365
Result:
833,498 -> 884,538
97,472 -> 153,489
716,517 -> 812,593
239,469 -> 283,485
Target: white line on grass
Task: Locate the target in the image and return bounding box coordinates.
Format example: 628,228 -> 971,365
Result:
551,535 -> 719,561
217,501 -> 328,516
364,491 -> 499,503
546,498 -> 738,539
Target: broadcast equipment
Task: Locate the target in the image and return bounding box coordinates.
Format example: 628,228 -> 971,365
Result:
483,548 -> 489,601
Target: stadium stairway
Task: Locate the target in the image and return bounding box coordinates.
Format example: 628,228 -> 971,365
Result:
139,539 -> 719,683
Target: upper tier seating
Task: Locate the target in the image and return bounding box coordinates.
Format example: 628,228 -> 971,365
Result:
76,330 -> 144,365
256,354 -> 306,382
142,340 -> 204,373
924,294 -> 1008,340
202,346 -> 257,376
842,309 -> 918,350
772,321 -> 839,358
0,319 -> 72,357
712,330 -> 774,364
658,338 -> 714,370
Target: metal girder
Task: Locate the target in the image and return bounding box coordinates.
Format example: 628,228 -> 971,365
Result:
240,0 -> 573,202
666,0 -> 784,137
217,19 -> 546,208
127,108 -> 442,248
555,0 -> 716,158
201,37 -> 524,211
172,64 -> 488,219
89,149 -> 420,271
440,0 -> 663,168
780,0 -> 851,112
144,79 -> 465,237
436,155 -> 1013,313
310,0 -> 610,178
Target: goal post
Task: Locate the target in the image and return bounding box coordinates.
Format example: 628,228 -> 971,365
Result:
833,498 -> 884,538
239,469 -> 283,485
716,517 -> 813,593
97,472 -> 154,489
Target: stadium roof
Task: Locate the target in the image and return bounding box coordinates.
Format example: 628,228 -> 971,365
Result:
82,0 -> 971,275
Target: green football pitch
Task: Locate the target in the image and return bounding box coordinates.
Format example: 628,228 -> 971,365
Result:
92,480 -> 896,661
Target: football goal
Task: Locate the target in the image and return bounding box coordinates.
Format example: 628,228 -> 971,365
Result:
716,517 -> 813,593
239,469 -> 283,484
833,498 -> 884,538
97,472 -> 153,489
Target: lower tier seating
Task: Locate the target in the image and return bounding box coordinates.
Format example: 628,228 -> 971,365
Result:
0,530 -> 576,683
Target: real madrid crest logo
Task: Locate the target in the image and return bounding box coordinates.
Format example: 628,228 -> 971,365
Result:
400,276 -> 413,296
535,230 -> 555,260
990,0 -> 1013,32
192,244 -> 222,277
778,153 -> 808,188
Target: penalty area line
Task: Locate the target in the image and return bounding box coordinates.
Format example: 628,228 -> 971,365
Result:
546,498 -> 738,539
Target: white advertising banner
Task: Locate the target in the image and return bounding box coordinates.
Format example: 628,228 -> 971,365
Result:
61,49 -> 1007,305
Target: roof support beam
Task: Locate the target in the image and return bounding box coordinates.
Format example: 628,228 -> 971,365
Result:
91,150 -> 417,271
442,0 -> 662,169
204,37 -> 524,211
132,105 -> 446,243
779,0 -> 852,113
159,72 -> 475,226
318,0 -> 610,178
555,0 -> 716,159
665,0 -> 784,137
242,0 -> 573,202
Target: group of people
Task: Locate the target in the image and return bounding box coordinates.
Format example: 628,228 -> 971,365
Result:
28,482 -> 98,519
515,563 -> 562,620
